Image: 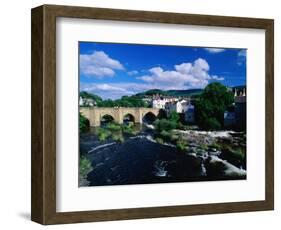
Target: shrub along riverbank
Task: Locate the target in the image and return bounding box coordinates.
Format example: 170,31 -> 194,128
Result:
95,122 -> 140,143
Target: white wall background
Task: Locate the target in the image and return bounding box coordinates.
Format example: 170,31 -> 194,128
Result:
0,0 -> 279,229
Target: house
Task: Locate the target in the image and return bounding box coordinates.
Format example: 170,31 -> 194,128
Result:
165,99 -> 189,114
79,97 -> 84,106
151,94 -> 178,109
224,87 -> 246,130
235,95 -> 246,130
152,97 -> 167,109
224,111 -> 236,128
184,103 -> 195,124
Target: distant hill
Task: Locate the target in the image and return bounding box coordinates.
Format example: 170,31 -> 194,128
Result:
135,85 -> 246,98
135,88 -> 203,97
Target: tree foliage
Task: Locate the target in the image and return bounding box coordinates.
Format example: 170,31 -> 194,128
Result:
80,91 -> 102,103
168,111 -> 180,123
96,95 -> 149,108
195,82 -> 234,130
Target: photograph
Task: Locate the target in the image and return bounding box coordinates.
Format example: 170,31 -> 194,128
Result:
79,42 -> 247,187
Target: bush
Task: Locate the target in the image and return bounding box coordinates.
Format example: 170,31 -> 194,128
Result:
176,140 -> 187,152
155,137 -> 164,144
170,133 -> 179,142
112,133 -> 125,143
153,119 -> 177,132
106,122 -> 122,131
227,147 -> 245,161
79,113 -> 90,132
79,156 -> 93,186
122,124 -> 134,134
168,111 -> 180,123
96,128 -> 111,141
160,130 -> 170,137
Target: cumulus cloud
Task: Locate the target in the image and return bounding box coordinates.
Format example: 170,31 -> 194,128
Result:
127,70 -> 139,76
237,49 -> 247,66
80,51 -> 124,78
238,50 -> 246,57
204,48 -> 226,53
80,58 -> 224,99
137,58 -> 223,89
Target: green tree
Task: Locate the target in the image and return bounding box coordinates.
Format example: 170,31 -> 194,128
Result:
168,111 -> 180,123
195,82 -> 234,130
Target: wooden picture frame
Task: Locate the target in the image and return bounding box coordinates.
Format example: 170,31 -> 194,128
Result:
31,4 -> 274,225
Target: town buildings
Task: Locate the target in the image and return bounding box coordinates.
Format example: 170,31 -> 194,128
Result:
79,97 -> 96,107
151,94 -> 195,124
224,87 -> 246,130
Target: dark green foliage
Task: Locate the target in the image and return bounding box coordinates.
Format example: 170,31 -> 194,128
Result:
157,109 -> 168,119
153,119 -> 178,132
106,122 -> 122,131
96,95 -> 149,108
195,82 -> 234,130
176,139 -> 188,152
96,128 -> 112,141
168,111 -> 180,123
80,156 -> 93,176
97,99 -> 116,107
79,112 -> 90,132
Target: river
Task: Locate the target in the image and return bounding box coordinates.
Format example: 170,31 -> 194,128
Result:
80,125 -> 246,187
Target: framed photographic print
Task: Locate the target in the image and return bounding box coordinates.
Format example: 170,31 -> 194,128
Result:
31,4 -> 274,225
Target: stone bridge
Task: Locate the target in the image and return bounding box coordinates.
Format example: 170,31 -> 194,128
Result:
80,107 -> 160,127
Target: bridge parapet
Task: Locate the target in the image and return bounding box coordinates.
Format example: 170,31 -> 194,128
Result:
80,107 -> 160,127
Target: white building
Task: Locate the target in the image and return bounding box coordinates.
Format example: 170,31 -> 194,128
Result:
151,94 -> 179,109
79,97 -> 84,106
79,97 -> 95,107
152,98 -> 167,109
165,100 -> 189,114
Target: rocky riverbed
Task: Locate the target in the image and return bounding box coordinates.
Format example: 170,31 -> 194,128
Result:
79,126 -> 246,187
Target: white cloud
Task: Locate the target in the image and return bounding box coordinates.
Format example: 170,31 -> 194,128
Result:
137,58 -> 223,89
81,58 -> 224,99
127,70 -> 139,76
80,51 -> 124,78
212,75 -> 224,81
80,83 -> 151,99
204,48 -> 226,53
238,50 -> 246,57
237,49 -> 247,66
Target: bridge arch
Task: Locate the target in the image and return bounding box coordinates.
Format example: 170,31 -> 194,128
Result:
100,114 -> 115,125
123,113 -> 135,124
142,111 -> 157,124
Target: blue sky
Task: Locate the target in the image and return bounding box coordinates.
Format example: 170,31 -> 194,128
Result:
79,42 -> 246,99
